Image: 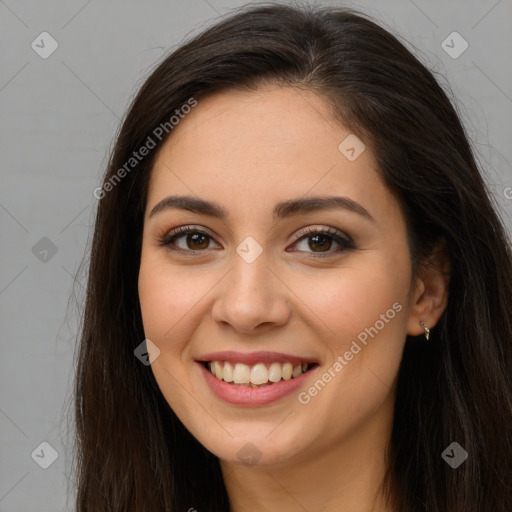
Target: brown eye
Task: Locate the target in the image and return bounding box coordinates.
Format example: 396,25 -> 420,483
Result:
289,228 -> 354,256
307,233 -> 333,252
159,225 -> 354,257
184,232 -> 210,250
159,226 -> 218,252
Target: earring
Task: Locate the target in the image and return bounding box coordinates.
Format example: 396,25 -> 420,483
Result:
420,321 -> 430,341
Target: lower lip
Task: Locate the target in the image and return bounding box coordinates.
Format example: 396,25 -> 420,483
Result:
197,362 -> 316,406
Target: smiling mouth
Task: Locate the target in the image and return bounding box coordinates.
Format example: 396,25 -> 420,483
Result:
202,360 -> 317,387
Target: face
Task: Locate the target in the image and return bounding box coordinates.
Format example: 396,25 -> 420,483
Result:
138,85 -> 416,467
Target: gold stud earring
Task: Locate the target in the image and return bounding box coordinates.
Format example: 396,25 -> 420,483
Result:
420,321 -> 430,341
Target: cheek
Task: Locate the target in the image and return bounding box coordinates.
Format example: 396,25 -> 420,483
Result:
294,269 -> 407,426
306,264 -> 408,342
137,255 -> 201,411
138,253 -> 213,342
300,255 -> 410,407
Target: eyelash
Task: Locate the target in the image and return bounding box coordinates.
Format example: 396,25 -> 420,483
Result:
157,225 -> 355,257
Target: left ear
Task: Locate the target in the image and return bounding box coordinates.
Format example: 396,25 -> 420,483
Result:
406,238 -> 452,336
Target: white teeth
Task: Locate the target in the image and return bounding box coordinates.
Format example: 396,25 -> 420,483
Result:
268,362 -> 282,382
214,361 -> 223,380
233,363 -> 251,384
282,362 -> 293,380
292,364 -> 302,378
250,363 -> 269,385
208,360 -> 311,386
223,361 -> 234,382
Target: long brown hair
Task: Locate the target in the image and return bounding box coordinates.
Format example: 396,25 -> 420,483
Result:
70,2 -> 512,510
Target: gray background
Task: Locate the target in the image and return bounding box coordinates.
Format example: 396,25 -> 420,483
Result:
0,0 -> 511,510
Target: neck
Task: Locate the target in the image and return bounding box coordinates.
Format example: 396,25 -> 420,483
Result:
220,392 -> 397,512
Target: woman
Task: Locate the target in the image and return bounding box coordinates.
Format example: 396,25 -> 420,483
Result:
73,2 -> 512,511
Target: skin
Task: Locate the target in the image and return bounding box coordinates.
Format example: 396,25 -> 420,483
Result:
138,85 -> 450,512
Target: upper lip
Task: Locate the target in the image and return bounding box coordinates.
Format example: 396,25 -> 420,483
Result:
196,351 -> 319,367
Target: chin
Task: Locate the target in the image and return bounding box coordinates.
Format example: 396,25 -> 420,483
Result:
185,418 -> 317,467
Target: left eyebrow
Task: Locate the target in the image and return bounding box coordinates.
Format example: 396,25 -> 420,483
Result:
148,194 -> 376,224
273,196 -> 376,223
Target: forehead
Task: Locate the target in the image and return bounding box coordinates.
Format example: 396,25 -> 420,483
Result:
156,86 -> 352,172
147,86 -> 399,227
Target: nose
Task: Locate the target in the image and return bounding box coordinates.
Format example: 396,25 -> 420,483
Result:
211,252 -> 291,334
